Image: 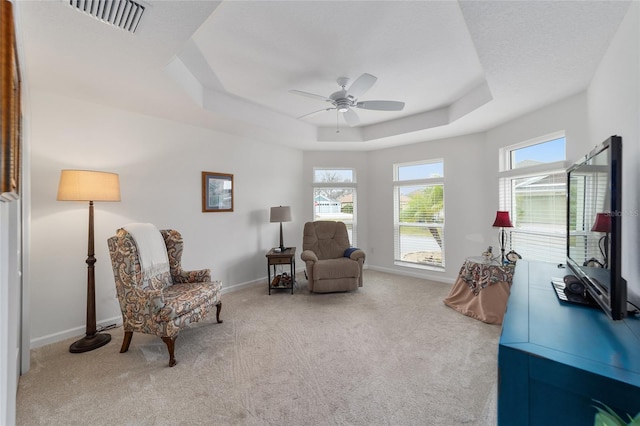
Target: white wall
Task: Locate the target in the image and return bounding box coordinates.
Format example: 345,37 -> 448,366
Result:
304,133 -> 489,283
366,133 -> 489,282
484,92 -> 590,167
29,90 -> 305,347
587,1 -> 640,302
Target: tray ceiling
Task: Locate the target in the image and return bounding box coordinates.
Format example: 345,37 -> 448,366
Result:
16,1 -> 631,150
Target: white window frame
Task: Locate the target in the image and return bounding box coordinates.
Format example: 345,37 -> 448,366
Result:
393,159 -> 445,271
312,168 -> 358,246
498,132 -> 568,263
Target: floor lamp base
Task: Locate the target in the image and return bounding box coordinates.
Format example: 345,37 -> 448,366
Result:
69,333 -> 111,353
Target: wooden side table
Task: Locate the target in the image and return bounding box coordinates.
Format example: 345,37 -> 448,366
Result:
266,247 -> 296,294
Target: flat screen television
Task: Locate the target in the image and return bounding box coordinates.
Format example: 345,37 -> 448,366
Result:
565,135 -> 627,320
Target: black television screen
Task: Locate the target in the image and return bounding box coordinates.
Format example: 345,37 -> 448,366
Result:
566,135 -> 627,320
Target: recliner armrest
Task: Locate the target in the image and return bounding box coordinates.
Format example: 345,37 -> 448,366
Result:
301,250 -> 319,262
347,249 -> 366,262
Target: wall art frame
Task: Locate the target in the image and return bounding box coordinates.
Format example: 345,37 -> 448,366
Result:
202,171 -> 234,212
1,0 -> 21,202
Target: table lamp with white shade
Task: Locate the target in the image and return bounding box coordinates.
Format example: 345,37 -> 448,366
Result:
270,206 -> 292,251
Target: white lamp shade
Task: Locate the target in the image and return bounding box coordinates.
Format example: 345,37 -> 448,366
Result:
270,206 -> 292,223
57,170 -> 121,202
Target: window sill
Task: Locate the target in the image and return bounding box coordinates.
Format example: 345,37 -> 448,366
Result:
394,261 -> 445,273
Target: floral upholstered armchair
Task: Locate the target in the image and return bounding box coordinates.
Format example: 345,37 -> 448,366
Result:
301,221 -> 365,293
107,224 -> 222,367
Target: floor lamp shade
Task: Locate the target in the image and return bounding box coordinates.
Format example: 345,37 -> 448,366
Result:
57,169 -> 120,353
270,206 -> 292,251
57,170 -> 121,202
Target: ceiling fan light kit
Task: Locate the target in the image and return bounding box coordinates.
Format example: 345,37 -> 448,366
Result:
290,73 -> 405,128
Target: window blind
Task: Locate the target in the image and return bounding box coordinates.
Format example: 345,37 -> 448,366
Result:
500,171 -> 566,263
394,182 -> 445,268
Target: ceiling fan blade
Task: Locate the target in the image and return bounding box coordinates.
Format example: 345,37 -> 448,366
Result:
289,89 -> 332,103
346,73 -> 377,99
298,107 -> 334,120
343,108 -> 360,126
356,100 -> 405,111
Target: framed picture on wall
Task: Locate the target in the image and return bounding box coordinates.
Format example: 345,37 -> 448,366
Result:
202,171 -> 234,212
1,0 -> 21,202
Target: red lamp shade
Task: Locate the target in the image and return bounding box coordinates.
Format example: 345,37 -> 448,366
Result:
492,211 -> 513,228
591,213 -> 611,233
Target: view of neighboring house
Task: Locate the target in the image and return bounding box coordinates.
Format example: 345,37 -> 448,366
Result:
314,195 -> 341,214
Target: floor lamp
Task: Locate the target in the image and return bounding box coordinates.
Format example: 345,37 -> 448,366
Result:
57,170 -> 121,353
270,206 -> 292,251
492,211 -> 513,264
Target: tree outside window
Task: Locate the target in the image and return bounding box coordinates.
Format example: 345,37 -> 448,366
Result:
394,161 -> 445,269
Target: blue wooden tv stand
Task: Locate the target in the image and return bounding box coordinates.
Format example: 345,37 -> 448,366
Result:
498,261 -> 640,425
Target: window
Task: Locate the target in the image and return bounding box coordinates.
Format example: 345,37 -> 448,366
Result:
569,168 -> 609,265
393,160 -> 445,269
499,133 -> 567,263
509,137 -> 566,169
313,168 -> 357,245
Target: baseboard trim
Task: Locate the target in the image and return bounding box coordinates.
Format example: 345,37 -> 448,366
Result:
221,278 -> 263,294
30,316 -> 123,349
366,265 -> 455,285
31,267 -> 410,349
30,274 -> 288,349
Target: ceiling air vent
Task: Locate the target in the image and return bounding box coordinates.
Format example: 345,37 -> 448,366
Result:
68,0 -> 146,34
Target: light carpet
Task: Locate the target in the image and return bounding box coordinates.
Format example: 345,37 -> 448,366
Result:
17,270 -> 500,425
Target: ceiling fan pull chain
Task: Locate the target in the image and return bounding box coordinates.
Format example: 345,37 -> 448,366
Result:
336,110 -> 340,133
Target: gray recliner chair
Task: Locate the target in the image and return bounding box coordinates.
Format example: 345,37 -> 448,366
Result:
301,221 -> 365,293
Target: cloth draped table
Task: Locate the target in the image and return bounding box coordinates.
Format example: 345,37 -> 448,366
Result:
443,256 -> 515,325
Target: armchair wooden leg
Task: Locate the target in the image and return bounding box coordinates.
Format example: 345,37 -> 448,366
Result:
120,331 -> 133,353
216,301 -> 223,323
161,336 -> 177,367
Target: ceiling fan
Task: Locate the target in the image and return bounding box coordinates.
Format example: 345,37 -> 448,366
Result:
289,73 -> 405,127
